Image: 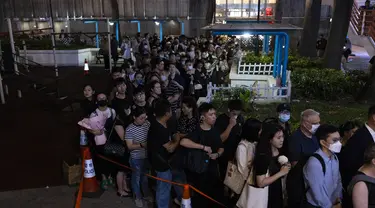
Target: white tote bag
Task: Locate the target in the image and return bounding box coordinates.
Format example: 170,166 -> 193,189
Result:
237,169 -> 269,208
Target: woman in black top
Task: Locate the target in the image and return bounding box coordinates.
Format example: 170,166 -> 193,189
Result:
348,144 -> 375,208
80,85 -> 96,118
111,78 -> 133,127
254,123 -> 291,208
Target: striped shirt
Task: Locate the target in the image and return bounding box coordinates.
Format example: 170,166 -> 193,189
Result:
125,121 -> 150,159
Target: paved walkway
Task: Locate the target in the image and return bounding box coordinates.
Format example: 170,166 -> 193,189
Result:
346,45 -> 371,71
0,186 -> 139,208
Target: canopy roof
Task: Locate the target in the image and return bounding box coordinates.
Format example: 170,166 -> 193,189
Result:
202,23 -> 302,32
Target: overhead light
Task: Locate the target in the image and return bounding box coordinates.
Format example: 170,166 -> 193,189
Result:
153,16 -> 157,20
109,22 -> 114,26
243,33 -> 251,38
329,18 -> 332,22
65,25 -> 68,28
187,16 -> 190,20
155,21 -> 160,26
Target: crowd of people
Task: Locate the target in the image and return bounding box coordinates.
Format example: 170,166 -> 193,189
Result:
79,33 -> 375,208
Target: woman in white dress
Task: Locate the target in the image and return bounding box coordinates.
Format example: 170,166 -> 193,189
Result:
236,118 -> 262,208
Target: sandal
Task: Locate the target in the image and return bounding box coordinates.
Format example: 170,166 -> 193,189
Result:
100,179 -> 109,190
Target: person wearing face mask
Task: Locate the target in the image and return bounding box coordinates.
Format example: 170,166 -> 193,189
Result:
303,124 -> 343,208
132,71 -> 144,90
276,103 -> 292,155
286,109 -> 321,208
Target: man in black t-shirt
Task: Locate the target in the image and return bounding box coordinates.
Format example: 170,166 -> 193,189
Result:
147,99 -> 180,208
181,103 -> 224,207
215,100 -> 244,181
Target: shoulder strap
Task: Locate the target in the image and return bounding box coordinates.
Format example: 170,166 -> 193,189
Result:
311,153 -> 326,175
348,174 -> 375,196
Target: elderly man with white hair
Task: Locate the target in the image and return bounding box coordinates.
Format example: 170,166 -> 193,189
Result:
286,109 -> 321,208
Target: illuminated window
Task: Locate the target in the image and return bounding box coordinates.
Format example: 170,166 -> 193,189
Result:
215,0 -> 276,18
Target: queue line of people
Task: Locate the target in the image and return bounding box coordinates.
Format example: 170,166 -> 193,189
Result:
78,32 -> 375,208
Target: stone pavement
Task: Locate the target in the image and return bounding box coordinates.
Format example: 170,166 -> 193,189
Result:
347,45 -> 371,71
0,186 -> 139,208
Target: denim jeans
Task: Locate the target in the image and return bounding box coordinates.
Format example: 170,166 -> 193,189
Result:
129,158 -> 150,199
156,170 -> 172,208
172,169 -> 187,201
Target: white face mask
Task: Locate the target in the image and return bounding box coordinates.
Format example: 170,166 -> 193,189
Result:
311,124 -> 320,134
329,141 -> 342,153
161,75 -> 168,82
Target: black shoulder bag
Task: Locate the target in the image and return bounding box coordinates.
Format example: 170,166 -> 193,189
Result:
185,129 -> 210,174
103,112 -> 126,157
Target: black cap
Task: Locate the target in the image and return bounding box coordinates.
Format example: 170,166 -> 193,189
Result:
277,103 -> 291,113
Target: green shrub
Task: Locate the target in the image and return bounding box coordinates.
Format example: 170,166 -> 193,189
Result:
344,70 -> 369,96
288,56 -> 323,70
212,87 -> 256,112
243,52 -> 273,64
291,68 -> 369,101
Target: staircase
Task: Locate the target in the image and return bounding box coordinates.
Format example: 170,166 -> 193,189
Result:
0,57 -> 76,111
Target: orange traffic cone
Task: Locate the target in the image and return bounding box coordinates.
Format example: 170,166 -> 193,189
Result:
83,59 -> 89,75
81,147 -> 103,198
181,184 -> 192,208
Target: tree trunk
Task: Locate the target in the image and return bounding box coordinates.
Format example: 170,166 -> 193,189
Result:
206,0 -> 216,25
0,0 -> 5,32
111,0 -> 120,37
275,0 -> 283,23
298,0 -> 322,57
323,0 -> 353,69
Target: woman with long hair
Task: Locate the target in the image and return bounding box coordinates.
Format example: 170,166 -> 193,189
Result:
236,118 -> 262,207
253,123 -> 291,208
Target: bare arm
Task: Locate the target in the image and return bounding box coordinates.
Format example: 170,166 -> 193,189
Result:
163,139 -> 179,153
352,182 -> 368,208
220,117 -> 236,142
180,138 -> 204,150
256,172 -> 284,188
125,139 -> 146,151
114,125 -> 125,141
256,164 -> 290,188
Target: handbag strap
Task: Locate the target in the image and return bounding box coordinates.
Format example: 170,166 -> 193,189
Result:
106,110 -> 118,142
232,141 -> 247,165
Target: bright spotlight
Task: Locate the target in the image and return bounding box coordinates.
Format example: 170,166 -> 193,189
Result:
155,21 -> 160,26
243,33 -> 251,38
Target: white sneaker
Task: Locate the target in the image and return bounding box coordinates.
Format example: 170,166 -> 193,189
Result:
134,199 -> 143,208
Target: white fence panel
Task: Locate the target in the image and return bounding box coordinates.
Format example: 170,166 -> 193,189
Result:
237,59 -> 274,76
205,82 -> 291,103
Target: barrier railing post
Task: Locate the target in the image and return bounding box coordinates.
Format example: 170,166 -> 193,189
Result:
22,40 -> 29,72
107,18 -> 112,73
0,40 -> 5,104
49,18 -> 58,78
0,71 -> 5,104
7,18 -> 19,75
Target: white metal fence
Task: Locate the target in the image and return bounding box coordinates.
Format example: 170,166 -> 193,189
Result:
205,82 -> 291,103
237,61 -> 274,75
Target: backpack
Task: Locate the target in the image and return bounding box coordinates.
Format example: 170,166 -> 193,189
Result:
287,153 -> 326,207
184,129 -> 210,174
